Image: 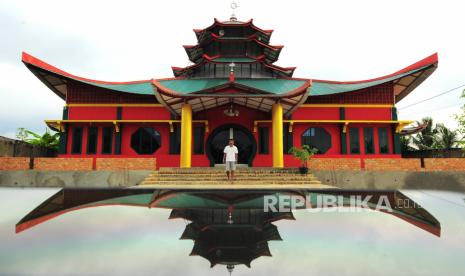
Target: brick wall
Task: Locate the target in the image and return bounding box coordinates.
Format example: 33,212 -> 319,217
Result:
308,158 -> 361,170
96,158 -> 156,170
424,158 -> 465,171
0,157 -> 30,170
365,158 -> 422,171
2,156 -> 465,171
34,158 -> 93,171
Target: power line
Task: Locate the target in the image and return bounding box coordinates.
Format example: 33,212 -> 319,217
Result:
398,84 -> 465,110
399,102 -> 464,117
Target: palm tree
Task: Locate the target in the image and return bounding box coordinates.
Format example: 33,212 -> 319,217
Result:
433,123 -> 459,149
16,128 -> 60,150
400,136 -> 415,152
412,117 -> 437,150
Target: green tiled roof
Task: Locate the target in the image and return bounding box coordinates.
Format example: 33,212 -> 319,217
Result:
309,65 -> 428,96
157,78 -> 308,95
83,81 -> 155,95
158,79 -> 229,94
236,79 -> 307,94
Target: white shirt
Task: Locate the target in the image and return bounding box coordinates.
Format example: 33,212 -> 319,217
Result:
224,145 -> 238,162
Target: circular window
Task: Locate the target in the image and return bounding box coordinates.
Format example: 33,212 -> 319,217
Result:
301,127 -> 331,154
131,127 -> 161,154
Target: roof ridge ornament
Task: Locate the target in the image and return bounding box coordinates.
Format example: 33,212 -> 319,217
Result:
230,0 -> 239,22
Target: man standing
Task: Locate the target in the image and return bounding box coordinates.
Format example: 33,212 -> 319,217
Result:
223,138 -> 238,182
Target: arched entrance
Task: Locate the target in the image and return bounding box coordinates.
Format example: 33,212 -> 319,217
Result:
205,124 -> 257,167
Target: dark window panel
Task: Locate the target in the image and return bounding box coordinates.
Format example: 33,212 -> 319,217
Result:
283,124 -> 293,154
102,127 -> 113,154
301,127 -> 332,154
86,127 -> 98,154
378,127 -> 390,154
71,127 -> 83,154
364,128 -> 375,154
258,127 -> 269,154
131,127 -> 162,155
169,124 -> 181,154
349,128 -> 360,154
194,127 -> 205,154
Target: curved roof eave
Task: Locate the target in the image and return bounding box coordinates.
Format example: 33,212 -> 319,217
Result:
309,53 -> 438,103
172,55 -> 295,78
152,78 -> 311,97
194,18 -> 273,37
21,52 -> 156,98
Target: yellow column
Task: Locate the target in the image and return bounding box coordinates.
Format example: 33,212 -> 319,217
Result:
272,102 -> 284,168
180,103 -> 192,168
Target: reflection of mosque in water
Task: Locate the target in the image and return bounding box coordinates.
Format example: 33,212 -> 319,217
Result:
16,189 -> 441,273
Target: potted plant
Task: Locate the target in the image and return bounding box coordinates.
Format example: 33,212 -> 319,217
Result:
288,145 -> 318,174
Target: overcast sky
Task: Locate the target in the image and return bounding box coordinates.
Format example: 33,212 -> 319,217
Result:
0,0 -> 464,138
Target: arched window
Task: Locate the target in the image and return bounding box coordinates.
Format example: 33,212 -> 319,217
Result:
301,127 -> 331,154
131,128 -> 161,154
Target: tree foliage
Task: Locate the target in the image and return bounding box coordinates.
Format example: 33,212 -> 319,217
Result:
288,145 -> 318,167
403,117 -> 462,151
433,123 -> 460,149
454,89 -> 465,147
16,128 -> 60,150
411,117 -> 437,150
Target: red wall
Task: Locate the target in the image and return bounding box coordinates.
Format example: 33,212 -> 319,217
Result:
195,104 -> 271,167
61,80 -> 400,167
62,104 -> 399,167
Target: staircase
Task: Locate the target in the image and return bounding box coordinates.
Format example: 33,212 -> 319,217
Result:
140,167 -> 324,189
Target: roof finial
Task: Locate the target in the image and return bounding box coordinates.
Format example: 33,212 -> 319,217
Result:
227,264 -> 235,275
230,0 -> 239,21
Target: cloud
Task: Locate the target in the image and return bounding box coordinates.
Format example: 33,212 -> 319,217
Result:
0,0 -> 464,138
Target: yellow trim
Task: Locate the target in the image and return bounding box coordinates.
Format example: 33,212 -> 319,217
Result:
272,103 -> 284,168
254,119 -> 414,133
45,119 -> 209,133
113,121 -> 120,133
300,104 -> 394,108
343,122 -> 349,133
180,104 -> 192,168
65,103 -> 164,107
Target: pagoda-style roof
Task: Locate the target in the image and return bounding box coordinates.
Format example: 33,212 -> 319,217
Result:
23,51 -> 437,110
172,54 -> 295,78
184,36 -> 283,64
170,208 -> 295,226
15,189 -> 441,237
152,78 -> 311,115
194,18 -> 273,45
178,18 -> 287,82
310,53 -> 438,103
186,222 -> 277,268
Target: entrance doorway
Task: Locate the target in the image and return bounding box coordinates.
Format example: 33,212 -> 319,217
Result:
206,124 -> 257,167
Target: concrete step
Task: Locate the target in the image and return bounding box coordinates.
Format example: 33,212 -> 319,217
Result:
147,172 -> 316,177
157,168 -> 303,173
141,167 -> 323,187
142,180 -> 323,185
143,176 -> 320,181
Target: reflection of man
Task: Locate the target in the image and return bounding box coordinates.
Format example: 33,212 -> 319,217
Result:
223,139 -> 238,182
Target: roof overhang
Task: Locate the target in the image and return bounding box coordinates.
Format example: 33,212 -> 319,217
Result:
15,189 -> 441,237
184,37 -> 282,64
152,78 -> 311,116
310,53 -> 438,103
194,18 -> 273,44
172,55 -> 295,78
21,52 -> 155,99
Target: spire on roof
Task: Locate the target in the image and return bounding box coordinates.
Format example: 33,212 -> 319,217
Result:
227,264 -> 235,275
230,0 -> 239,22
